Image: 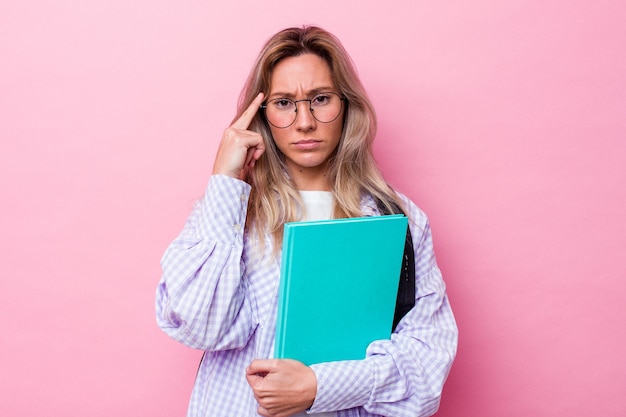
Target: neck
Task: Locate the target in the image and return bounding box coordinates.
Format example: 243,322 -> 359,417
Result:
287,163 -> 331,191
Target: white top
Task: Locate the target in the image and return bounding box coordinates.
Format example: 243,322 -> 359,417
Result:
300,190 -> 334,221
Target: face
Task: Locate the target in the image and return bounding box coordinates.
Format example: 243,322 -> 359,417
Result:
266,53 -> 344,184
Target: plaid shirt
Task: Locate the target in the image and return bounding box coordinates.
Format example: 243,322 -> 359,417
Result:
156,175 -> 457,417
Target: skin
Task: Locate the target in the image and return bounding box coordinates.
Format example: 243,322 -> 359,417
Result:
211,91 -> 266,180
246,359 -> 317,417
212,53 -> 344,416
266,53 -> 344,190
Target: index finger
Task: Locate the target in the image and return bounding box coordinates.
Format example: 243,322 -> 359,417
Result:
231,92 -> 265,130
246,359 -> 273,376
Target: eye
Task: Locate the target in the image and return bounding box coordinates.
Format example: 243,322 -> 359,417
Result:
312,94 -> 331,106
271,98 -> 295,110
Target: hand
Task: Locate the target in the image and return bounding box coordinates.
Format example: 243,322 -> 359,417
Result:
246,359 -> 317,417
212,92 -> 266,180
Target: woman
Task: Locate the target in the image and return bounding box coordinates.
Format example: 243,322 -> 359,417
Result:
156,26 -> 457,417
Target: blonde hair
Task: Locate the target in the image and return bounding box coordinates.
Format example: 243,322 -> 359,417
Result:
236,26 -> 405,248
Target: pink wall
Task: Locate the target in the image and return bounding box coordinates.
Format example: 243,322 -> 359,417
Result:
1,1 -> 625,416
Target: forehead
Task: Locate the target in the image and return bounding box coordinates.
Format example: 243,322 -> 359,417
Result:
269,53 -> 335,96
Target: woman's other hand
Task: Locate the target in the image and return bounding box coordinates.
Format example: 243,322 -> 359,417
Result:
246,358 -> 317,417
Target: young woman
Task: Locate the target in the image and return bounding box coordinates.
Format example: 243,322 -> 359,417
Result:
156,26 -> 457,417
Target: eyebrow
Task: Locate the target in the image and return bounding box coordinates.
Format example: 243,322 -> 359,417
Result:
268,87 -> 337,100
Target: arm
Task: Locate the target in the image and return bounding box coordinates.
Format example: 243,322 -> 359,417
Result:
308,199 -> 458,417
156,93 -> 267,350
156,175 -> 256,350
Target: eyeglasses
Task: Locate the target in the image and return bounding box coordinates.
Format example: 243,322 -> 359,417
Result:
260,92 -> 345,129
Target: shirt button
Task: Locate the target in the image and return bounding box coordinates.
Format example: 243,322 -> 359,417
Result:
241,194 -> 246,202
234,224 -> 241,232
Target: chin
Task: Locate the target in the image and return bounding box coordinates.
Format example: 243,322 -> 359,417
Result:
292,156 -> 330,169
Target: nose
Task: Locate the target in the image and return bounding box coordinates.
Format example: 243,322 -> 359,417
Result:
294,100 -> 316,130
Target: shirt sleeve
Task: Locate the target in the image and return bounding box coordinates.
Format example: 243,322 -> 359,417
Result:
155,175 -> 257,351
308,197 -> 458,417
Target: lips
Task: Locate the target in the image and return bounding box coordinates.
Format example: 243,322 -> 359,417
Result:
293,139 -> 321,150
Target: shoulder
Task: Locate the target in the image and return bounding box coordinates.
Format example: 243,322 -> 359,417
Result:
360,191 -> 429,223
396,192 -> 428,221
360,190 -> 431,236
394,192 -> 432,244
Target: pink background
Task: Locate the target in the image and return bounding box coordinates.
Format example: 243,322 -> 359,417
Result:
1,1 -> 625,416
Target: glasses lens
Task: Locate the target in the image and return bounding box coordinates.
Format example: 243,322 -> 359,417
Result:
264,93 -> 343,128
265,98 -> 296,128
310,93 -> 342,123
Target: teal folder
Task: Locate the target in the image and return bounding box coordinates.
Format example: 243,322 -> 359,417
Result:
274,214 -> 409,365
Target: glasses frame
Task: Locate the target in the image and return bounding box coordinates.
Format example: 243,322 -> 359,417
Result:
260,92 -> 346,129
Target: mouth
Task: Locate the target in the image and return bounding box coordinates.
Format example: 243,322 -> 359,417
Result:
292,139 -> 321,150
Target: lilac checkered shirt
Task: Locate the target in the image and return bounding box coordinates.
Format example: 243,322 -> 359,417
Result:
156,175 -> 457,417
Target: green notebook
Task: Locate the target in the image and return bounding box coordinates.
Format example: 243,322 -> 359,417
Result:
274,214 -> 408,365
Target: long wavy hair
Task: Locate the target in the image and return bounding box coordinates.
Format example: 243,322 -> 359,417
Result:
235,26 -> 406,248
